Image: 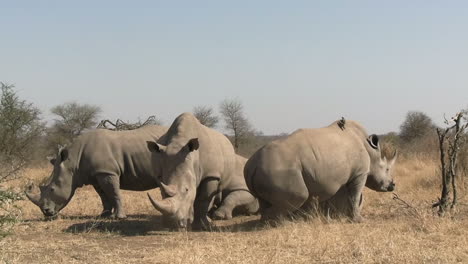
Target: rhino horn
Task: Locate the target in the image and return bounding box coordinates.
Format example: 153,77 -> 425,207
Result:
160,182 -> 177,197
25,185 -> 41,207
147,193 -> 175,215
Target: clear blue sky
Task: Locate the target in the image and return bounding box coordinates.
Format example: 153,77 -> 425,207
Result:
1,1 -> 467,134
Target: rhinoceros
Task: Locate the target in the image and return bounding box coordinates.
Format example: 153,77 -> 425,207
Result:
146,112 -> 258,230
25,125 -> 168,219
244,119 -> 397,222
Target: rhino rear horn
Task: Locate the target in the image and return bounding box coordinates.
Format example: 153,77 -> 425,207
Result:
160,182 -> 177,197
147,193 -> 175,215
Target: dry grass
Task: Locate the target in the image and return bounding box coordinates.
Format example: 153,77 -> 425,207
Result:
2,156 -> 468,263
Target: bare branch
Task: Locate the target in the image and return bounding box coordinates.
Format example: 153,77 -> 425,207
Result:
193,106 -> 219,128
97,116 -> 161,131
219,98 -> 253,150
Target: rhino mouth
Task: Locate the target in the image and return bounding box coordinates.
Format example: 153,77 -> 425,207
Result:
41,207 -> 58,218
375,182 -> 395,192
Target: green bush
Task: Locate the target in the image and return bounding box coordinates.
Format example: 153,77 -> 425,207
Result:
0,189 -> 23,238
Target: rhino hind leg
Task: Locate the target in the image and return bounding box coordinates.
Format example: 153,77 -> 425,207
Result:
256,171 -> 309,223
96,174 -> 127,219
212,190 -> 259,220
193,178 -> 219,230
93,184 -> 114,217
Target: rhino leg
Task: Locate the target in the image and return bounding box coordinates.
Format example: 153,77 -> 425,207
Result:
212,190 -> 259,220
93,184 -> 113,217
346,175 -> 367,223
192,178 -> 219,230
96,174 -> 127,219
321,186 -> 364,219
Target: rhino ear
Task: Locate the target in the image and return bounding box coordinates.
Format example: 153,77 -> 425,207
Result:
59,148 -> 69,162
47,156 -> 56,165
389,150 -> 398,166
367,134 -> 379,150
187,138 -> 199,152
147,141 -> 166,153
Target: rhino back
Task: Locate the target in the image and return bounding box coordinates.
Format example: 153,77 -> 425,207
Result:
248,121 -> 371,200
73,125 -> 167,190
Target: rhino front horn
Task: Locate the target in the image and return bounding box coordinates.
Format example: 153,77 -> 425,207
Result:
147,193 -> 175,215
25,185 -> 41,207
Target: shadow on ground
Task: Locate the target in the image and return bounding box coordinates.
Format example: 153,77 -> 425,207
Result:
213,217 -> 265,232
63,214 -> 169,236
63,214 -> 267,235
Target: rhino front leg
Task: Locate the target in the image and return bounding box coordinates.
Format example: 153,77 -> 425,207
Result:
93,184 -> 113,217
347,175 -> 367,223
212,190 -> 259,220
192,178 -> 219,230
96,174 -> 127,219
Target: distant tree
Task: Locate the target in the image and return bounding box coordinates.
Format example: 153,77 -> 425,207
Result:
0,83 -> 44,236
219,98 -> 253,150
47,102 -> 101,150
433,112 -> 468,216
0,83 -> 45,181
193,106 -> 219,128
399,111 -> 435,143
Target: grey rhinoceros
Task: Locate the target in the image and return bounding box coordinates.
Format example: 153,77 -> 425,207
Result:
26,125 -> 168,219
146,112 -> 258,230
244,119 -> 397,222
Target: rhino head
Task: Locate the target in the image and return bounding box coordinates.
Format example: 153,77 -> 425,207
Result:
147,138 -> 200,229
365,134 -> 397,192
25,146 -> 76,218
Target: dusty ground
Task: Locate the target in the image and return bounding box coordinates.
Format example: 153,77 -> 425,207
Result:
2,156 -> 468,263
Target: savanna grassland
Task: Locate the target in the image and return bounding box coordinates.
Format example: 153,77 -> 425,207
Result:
2,155 -> 468,264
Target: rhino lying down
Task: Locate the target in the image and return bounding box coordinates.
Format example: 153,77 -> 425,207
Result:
244,120 -> 397,222
26,125 -> 168,219
147,113 -> 259,230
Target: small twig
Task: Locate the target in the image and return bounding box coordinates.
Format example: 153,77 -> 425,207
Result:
392,193 -> 422,219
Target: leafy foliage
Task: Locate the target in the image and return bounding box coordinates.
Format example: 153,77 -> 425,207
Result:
0,188 -> 23,238
399,111 -> 436,143
46,102 -> 101,151
0,83 -> 45,182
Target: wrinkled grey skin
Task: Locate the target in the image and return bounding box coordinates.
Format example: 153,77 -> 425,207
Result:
146,113 -> 258,230
25,125 -> 168,219
210,155 -> 260,220
244,120 -> 397,222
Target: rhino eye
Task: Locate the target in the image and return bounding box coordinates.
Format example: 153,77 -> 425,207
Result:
50,187 -> 55,192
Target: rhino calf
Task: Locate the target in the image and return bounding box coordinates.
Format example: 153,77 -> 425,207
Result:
26,125 -> 167,219
244,120 -> 396,222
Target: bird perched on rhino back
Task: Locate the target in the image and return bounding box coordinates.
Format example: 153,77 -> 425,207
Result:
146,112 -> 258,230
25,125 -> 168,219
